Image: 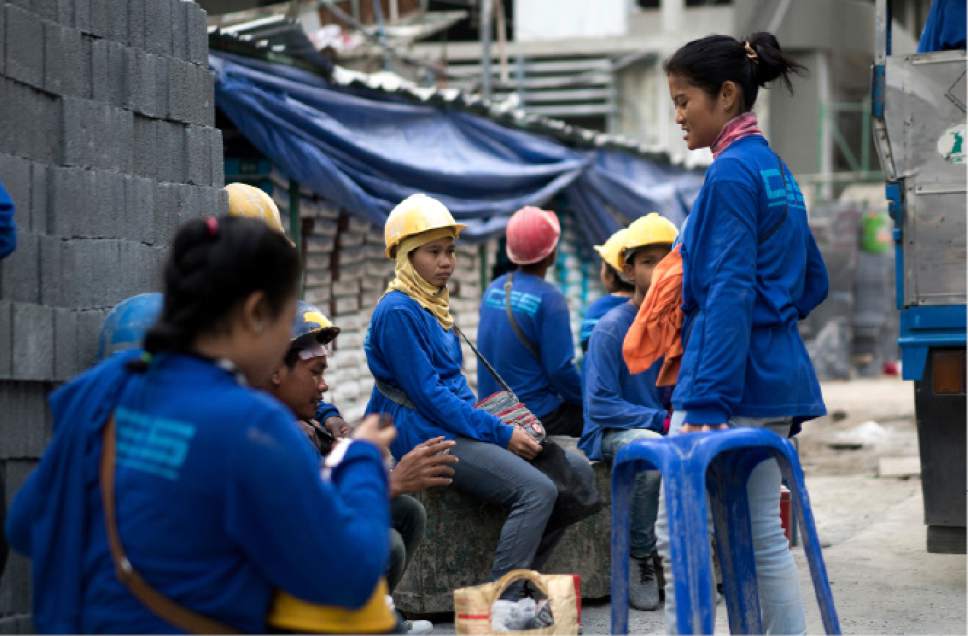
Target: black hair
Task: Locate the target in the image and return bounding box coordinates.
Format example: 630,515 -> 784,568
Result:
140,216 -> 301,361
663,32 -> 806,111
603,264 -> 634,293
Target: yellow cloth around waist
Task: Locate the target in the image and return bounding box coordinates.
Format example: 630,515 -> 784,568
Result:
267,578 -> 396,634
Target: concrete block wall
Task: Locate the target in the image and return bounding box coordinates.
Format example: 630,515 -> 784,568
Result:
0,1 -> 225,630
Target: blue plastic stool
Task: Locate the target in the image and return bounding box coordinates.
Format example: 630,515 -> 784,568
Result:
609,428 -> 841,635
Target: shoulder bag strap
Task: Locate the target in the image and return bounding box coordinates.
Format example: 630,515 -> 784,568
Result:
503,272 -> 541,359
100,414 -> 238,634
452,323 -> 517,399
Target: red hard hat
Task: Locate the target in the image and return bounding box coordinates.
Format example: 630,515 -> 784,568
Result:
505,206 -> 561,265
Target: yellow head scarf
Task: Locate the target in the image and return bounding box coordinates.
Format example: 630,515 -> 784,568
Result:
385,227 -> 457,330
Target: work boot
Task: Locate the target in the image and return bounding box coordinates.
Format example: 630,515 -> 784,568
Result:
629,556 -> 660,611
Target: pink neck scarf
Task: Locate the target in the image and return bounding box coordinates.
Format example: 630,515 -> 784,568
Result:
711,111 -> 763,159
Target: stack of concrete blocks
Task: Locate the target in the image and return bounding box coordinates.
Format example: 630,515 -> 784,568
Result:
555,223 -> 590,355
0,1 -> 225,630
450,242 -> 484,394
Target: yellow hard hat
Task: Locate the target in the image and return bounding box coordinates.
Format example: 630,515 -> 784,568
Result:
224,182 -> 286,235
384,193 -> 466,257
622,212 -> 678,263
593,228 -> 631,272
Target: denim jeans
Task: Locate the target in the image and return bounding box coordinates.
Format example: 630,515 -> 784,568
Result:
656,411 -> 806,635
450,437 -> 579,590
387,495 -> 427,593
601,428 -> 662,558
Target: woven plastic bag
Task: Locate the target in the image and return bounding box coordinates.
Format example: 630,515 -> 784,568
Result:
454,569 -> 580,635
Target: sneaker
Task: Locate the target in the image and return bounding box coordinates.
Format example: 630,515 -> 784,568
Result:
404,619 -> 434,634
629,556 -> 660,611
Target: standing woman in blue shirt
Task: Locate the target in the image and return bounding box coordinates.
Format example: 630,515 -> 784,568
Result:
6,216 -> 396,633
658,33 -> 828,634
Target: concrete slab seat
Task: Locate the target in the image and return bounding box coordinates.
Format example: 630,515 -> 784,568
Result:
394,436 -> 612,614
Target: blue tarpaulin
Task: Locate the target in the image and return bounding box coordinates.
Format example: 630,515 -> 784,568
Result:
212,52 -> 703,243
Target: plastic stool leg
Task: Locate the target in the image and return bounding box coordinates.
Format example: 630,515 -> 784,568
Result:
707,452 -> 766,634
610,459 -> 638,635
665,465 -> 717,634
776,450 -> 842,634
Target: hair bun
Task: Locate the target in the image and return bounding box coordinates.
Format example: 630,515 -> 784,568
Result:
745,31 -> 805,90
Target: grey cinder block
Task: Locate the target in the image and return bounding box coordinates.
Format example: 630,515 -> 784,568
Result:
30,0 -> 59,21
61,97 -> 133,172
0,301 -> 12,377
0,80 -> 62,163
38,234 -> 65,306
12,302 -> 54,380
144,0 -> 173,56
75,307 -> 107,368
29,161 -> 47,234
5,4 -> 44,89
53,306 -> 79,379
186,0 -> 208,65
131,114 -> 157,179
168,59 -> 213,126
44,20 -> 91,98
0,0 -> 6,75
125,49 -> 168,119
47,165 -> 90,237
106,0 -> 127,42
184,125 -> 211,186
91,38 -> 127,107
93,169 -> 125,238
124,175 -> 156,244
0,382 -> 53,458
171,0 -> 189,60
156,119 -> 187,183
211,127 -> 224,187
88,0 -> 110,38
73,0 -> 91,33
127,0 -> 145,49
0,232 -> 40,304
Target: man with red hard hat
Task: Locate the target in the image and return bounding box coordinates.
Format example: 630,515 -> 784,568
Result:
477,206 -> 584,436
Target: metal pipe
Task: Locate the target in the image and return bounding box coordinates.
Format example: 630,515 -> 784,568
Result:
480,0 -> 493,101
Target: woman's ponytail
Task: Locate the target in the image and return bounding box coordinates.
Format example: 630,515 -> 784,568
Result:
664,32 -> 805,111
746,31 -> 806,93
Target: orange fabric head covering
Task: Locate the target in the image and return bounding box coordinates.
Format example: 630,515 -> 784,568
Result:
622,244 -> 684,386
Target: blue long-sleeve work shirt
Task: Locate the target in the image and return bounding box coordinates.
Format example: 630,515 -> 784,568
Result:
6,352 -> 390,633
579,293 -> 630,352
0,181 -> 16,259
674,135 -> 828,428
579,302 -> 668,461
365,291 -> 514,459
477,272 -> 583,418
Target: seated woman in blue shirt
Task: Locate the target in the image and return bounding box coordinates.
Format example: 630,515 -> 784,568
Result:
365,194 -> 591,622
5,216 -> 396,633
658,32 -> 828,634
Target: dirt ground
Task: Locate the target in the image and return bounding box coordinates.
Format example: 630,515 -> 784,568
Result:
434,377 -> 967,634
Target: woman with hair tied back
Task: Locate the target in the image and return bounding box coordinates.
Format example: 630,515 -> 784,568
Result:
5,216 -> 396,633
658,33 -> 829,634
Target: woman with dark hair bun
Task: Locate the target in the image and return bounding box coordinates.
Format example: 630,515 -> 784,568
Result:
657,33 -> 828,634
6,216 -> 397,633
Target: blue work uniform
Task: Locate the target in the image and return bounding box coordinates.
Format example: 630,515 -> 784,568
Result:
0,181 -> 16,259
364,290 -> 514,459
675,135 -> 828,429
579,302 -> 669,461
316,401 -> 341,422
5,352 -> 390,633
579,293 -> 629,352
918,0 -> 966,52
477,272 -> 582,419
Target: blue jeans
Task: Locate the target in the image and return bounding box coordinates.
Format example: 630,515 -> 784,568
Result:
656,411 -> 806,635
601,428 -> 662,558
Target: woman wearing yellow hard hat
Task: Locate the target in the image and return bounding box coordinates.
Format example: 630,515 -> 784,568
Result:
364,194 -> 569,629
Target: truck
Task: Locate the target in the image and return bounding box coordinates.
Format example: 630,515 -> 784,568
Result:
872,0 -> 966,554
